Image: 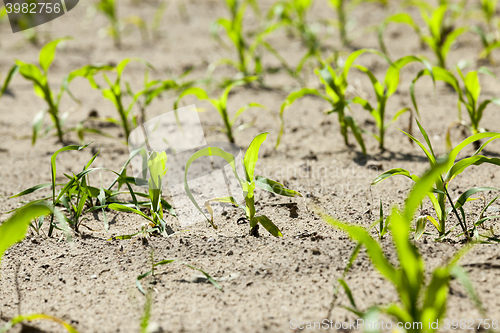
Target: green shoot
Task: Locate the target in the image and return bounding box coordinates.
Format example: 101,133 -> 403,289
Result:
184,132 -> 302,237
351,52 -> 432,150
210,0 -> 265,78
372,119 -> 500,240
411,66 -> 500,138
96,0 -> 121,48
266,0 -> 322,85
76,59 -> 148,141
0,65 -> 19,99
0,202 -> 63,267
7,144 -> 167,236
175,77 -> 267,144
277,50 -> 387,152
321,159 -> 486,332
109,150 -> 175,236
15,38 -> 85,144
379,3 -> 467,68
136,259 -> 222,295
0,313 -> 79,333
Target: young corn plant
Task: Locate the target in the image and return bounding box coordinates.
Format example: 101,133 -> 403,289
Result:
350,53 -> 432,150
15,38 -> 85,144
76,59 -> 148,141
321,159 -> 487,332
184,132 -> 302,237
411,66 -> 500,141
472,0 -> 500,62
372,119 -> 500,240
265,0 -> 322,85
109,150 -> 176,237
277,49 -> 387,152
378,3 -> 467,69
96,0 -> 122,47
135,254 -> 221,296
210,0 -> 265,78
6,144 -> 162,235
127,67 -> 195,125
174,77 -> 267,144
327,0 -> 387,47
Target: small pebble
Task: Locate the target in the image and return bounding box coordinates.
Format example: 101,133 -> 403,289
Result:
91,275 -> 97,279
207,238 -> 215,243
226,250 -> 234,256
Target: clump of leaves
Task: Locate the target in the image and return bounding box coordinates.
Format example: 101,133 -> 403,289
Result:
15,38 -> 89,144
265,0 -> 322,85
472,0 -> 500,63
372,119 -> 500,240
6,143 -> 165,236
210,0 -> 266,78
350,52 -> 432,150
75,59 -> 185,143
175,77 -> 267,144
321,159 -> 488,332
109,150 -> 176,237
379,3 -> 466,69
184,132 -> 302,237
277,50 -> 386,152
411,65 -> 500,140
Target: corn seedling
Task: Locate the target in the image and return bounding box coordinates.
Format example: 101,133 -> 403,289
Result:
6,144 -> 166,236
372,119 -> 500,240
350,52 -> 432,150
136,257 -> 221,296
0,65 -> 18,99
321,159 -> 488,332
109,150 -> 176,237
471,0 -> 500,62
327,0 -> 387,47
378,3 -> 467,69
411,66 -> 500,139
175,77 -> 267,144
76,59 -> 151,141
184,132 -> 301,237
15,38 -> 90,144
277,50 -> 387,152
265,0 -> 322,85
96,0 -> 121,47
210,0 -> 266,78
128,67 -> 194,125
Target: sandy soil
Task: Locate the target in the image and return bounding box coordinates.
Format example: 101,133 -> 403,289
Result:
1,0 -> 500,332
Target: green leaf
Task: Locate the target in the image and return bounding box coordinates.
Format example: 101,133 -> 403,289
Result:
276,87 -> 328,148
0,65 -> 19,98
255,215 -> 282,237
372,168 -> 419,185
184,147 -> 243,224
174,87 -> 210,110
319,210 -> 396,283
415,215 -> 427,240
0,202 -> 53,266
108,203 -> 155,223
243,132 -> 268,182
39,38 -> 71,73
255,176 -> 301,197
0,313 -> 80,333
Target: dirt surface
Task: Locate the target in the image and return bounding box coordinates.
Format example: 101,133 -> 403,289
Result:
1,0 -> 500,332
